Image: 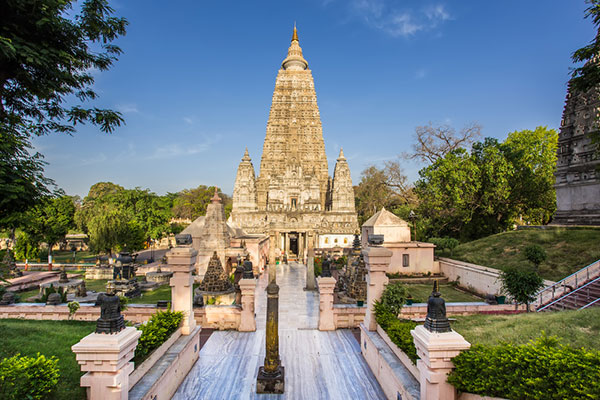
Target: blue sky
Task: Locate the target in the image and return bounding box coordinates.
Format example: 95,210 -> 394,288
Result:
34,0 -> 593,197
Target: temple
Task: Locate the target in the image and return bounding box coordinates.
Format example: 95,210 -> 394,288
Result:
230,26 -> 359,260
552,75 -> 600,225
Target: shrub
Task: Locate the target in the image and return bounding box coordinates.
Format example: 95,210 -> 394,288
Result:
134,310 -> 183,363
373,283 -> 419,363
448,335 -> 600,399
524,244 -> 547,269
67,301 -> 80,319
40,285 -> 67,303
429,237 -> 460,255
380,282 -> 408,316
0,353 -> 60,400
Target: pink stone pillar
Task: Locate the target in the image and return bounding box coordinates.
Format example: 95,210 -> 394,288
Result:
411,325 -> 471,400
363,246 -> 392,331
167,246 -> 198,335
239,278 -> 257,332
72,327 -> 141,400
317,276 -> 336,331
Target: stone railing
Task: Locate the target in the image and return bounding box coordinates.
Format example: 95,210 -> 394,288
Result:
0,303 -> 243,330
400,302 -> 526,319
332,304 -> 366,328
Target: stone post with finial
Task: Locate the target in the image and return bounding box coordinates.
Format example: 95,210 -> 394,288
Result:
363,238 -> 392,331
72,283 -> 141,400
256,281 -> 285,393
411,280 -> 471,400
167,233 -> 198,335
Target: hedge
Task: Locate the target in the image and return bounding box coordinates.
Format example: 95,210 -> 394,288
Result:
448,335 -> 600,399
0,353 -> 60,400
134,310 -> 183,364
374,283 -> 418,363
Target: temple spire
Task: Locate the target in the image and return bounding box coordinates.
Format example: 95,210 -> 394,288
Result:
337,147 -> 346,161
282,25 -> 307,71
242,147 -> 251,162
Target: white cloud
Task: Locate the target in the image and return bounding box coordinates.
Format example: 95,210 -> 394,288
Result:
415,68 -> 427,79
116,103 -> 140,114
183,116 -> 194,125
145,135 -> 218,160
335,0 -> 452,38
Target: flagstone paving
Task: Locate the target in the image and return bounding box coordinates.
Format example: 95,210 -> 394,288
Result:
173,262 -> 386,399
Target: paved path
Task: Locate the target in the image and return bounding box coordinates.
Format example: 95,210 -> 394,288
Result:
173,262 -> 386,399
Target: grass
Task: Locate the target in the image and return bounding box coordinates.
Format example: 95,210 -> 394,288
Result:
452,307 -> 600,351
440,228 -> 600,281
15,250 -> 97,263
0,319 -> 96,400
405,283 -> 482,303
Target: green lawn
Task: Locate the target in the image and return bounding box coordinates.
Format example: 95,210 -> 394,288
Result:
440,228 -> 600,281
0,319 -> 96,400
405,283 -> 482,303
452,307 -> 600,351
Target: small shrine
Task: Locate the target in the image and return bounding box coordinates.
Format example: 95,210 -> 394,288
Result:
107,252 -> 141,298
194,251 -> 235,305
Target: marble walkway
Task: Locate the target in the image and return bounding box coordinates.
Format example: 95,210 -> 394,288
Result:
173,262 -> 386,399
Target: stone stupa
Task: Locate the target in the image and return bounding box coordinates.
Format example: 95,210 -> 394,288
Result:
194,251 -> 235,305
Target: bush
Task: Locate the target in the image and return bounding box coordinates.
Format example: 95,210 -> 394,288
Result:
380,282 -> 408,316
448,335 -> 600,399
499,267 -> 544,310
373,283 -> 418,363
0,353 -> 60,400
67,301 -> 80,319
40,285 -> 67,303
134,310 -> 183,363
524,244 -> 547,269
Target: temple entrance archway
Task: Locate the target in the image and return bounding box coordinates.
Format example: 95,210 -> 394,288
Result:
289,232 -> 299,256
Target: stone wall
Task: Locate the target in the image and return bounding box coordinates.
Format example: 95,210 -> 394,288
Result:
0,303 -> 242,330
399,303 -> 527,319
439,257 -> 554,298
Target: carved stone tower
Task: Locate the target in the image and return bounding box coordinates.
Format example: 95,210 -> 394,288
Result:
231,26 -> 359,258
553,79 -> 600,225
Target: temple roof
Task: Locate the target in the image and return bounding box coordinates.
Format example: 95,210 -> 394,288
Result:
282,25 -> 308,71
363,207 -> 409,227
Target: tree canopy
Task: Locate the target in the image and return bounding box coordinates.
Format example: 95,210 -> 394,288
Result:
415,127 -> 557,240
0,0 -> 127,229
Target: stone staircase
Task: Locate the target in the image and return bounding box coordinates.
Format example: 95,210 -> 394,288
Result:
537,259 -> 600,312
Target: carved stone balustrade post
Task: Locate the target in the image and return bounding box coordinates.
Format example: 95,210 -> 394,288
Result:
317,276 -> 336,331
167,236 -> 198,335
239,278 -> 257,332
363,245 -> 392,331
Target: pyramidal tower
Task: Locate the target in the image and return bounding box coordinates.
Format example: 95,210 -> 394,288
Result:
231,26 -> 358,259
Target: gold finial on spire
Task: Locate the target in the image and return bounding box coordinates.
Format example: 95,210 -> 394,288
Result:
292,22 -> 298,42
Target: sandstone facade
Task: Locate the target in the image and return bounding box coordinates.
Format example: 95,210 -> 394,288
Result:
231,27 -> 358,259
553,80 -> 600,225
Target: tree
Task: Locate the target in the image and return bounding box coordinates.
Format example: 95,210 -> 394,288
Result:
23,196 -> 76,258
570,0 -> 600,92
502,127 -> 558,225
0,0 -> 128,226
499,267 -> 544,311
87,203 -> 144,254
172,186 -> 231,220
403,122 -> 482,164
354,166 -> 396,225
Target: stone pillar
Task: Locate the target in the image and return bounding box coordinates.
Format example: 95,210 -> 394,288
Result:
363,246 -> 392,331
72,327 -> 141,400
411,326 -> 471,400
256,281 -> 285,393
317,276 -> 336,331
269,233 -> 276,265
167,246 -> 198,335
239,278 -> 257,332
298,233 -> 304,261
285,233 -> 289,259
304,248 -> 316,291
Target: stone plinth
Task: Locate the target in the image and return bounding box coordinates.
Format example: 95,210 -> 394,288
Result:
110,279 -> 141,298
85,267 -> 114,280
72,327 -> 141,400
146,269 -> 173,285
363,246 -> 392,331
317,276 -> 336,331
40,278 -> 84,295
167,246 -> 198,335
239,278 -> 257,331
411,325 -> 471,400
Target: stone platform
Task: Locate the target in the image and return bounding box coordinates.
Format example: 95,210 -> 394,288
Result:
173,262 -> 385,399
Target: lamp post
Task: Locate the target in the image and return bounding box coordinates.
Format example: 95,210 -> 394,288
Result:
408,210 -> 417,242
147,237 -> 154,263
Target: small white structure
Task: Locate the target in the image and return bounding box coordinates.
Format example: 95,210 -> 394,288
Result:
361,208 -> 437,275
